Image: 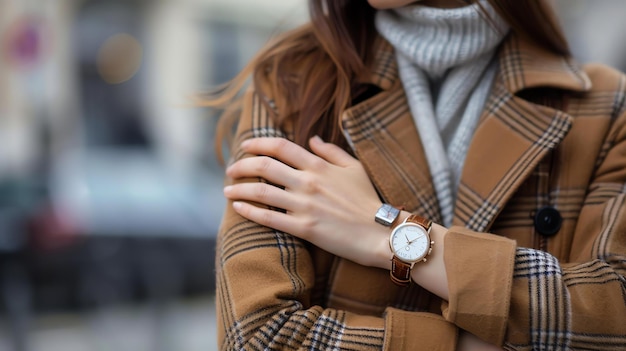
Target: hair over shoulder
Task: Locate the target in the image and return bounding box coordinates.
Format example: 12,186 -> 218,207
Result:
206,0 -> 570,162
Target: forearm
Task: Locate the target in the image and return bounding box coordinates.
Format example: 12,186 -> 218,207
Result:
217,211 -> 384,350
218,214 -> 462,350
411,221 -> 450,300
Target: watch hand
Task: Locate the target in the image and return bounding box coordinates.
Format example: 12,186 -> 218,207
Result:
404,233 -> 410,243
408,233 -> 425,244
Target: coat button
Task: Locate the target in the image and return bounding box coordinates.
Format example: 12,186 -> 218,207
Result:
534,207 -> 562,236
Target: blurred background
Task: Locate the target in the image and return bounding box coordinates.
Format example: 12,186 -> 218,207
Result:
0,1 -> 624,351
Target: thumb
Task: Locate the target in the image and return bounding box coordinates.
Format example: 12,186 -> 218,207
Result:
309,135 -> 357,167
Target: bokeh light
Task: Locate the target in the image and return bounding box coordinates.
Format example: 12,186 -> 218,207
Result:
96,33 -> 143,85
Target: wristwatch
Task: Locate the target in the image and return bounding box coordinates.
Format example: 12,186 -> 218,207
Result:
388,214 -> 434,287
375,203 -> 401,227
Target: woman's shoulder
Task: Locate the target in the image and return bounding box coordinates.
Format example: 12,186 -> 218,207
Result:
570,63 -> 626,126
581,62 -> 626,93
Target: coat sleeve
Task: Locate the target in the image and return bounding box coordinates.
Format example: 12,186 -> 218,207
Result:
441,106 -> 626,349
215,88 -> 459,350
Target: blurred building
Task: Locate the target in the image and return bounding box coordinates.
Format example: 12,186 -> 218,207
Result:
0,1 -> 306,350
555,0 -> 626,72
1,0 -> 307,241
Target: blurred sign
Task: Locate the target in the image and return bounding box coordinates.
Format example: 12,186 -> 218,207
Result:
3,16 -> 49,70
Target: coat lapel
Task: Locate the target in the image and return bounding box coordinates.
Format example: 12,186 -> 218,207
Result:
454,80 -> 573,231
454,34 -> 591,232
342,34 -> 591,231
341,40 -> 442,223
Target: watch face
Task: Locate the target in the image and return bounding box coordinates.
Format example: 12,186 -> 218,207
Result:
390,223 -> 430,263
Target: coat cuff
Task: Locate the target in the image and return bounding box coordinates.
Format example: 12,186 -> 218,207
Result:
441,227 -> 517,345
383,308 -> 458,351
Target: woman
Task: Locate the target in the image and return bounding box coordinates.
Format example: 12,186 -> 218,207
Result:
212,0 -> 626,349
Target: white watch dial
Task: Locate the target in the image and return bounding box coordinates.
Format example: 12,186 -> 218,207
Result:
390,223 -> 430,262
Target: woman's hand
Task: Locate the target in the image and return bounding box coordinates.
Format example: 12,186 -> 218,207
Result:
223,136 -> 391,269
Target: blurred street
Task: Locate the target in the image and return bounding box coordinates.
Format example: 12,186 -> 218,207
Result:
0,296 -> 218,351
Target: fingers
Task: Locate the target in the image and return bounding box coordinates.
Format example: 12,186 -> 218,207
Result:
226,155 -> 298,188
309,135 -> 357,168
238,136 -> 358,171
223,182 -> 298,212
240,137 -> 319,170
231,201 -> 299,235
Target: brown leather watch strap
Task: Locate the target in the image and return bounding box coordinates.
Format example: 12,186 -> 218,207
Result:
390,256 -> 412,286
405,214 -> 432,230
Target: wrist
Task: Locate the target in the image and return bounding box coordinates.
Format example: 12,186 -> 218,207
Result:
373,231 -> 393,270
410,222 -> 449,300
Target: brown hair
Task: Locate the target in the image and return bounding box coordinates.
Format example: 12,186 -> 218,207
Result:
206,0 -> 570,163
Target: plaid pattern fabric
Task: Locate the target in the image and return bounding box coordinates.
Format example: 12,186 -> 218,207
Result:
215,31 -> 626,350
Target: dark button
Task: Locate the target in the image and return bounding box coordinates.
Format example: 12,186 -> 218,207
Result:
534,207 -> 562,236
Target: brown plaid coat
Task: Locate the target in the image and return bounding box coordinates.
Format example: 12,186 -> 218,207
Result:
215,32 -> 626,350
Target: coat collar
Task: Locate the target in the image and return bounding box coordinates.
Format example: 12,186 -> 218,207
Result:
360,32 -> 591,94
497,33 -> 591,93
345,33 -> 591,231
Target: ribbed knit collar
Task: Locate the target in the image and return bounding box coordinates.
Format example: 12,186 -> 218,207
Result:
375,1 -> 509,80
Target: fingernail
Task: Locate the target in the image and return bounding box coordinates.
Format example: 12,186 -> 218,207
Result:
223,185 -> 232,194
232,201 -> 242,210
241,139 -> 251,149
311,135 -> 323,143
